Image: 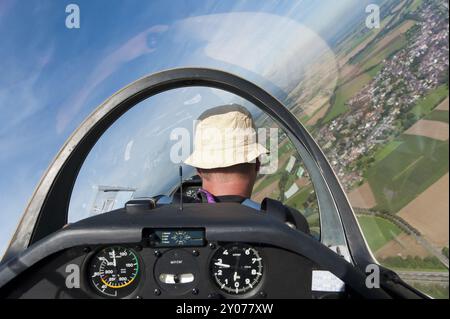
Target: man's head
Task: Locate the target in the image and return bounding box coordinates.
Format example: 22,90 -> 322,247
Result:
197,160 -> 260,198
184,104 -> 267,197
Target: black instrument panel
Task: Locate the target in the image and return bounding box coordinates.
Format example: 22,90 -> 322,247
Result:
1,235 -> 315,299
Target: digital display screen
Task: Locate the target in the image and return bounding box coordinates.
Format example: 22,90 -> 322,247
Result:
144,228 -> 205,247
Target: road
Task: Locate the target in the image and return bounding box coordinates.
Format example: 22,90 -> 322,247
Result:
355,208 -> 449,268
397,271 -> 449,284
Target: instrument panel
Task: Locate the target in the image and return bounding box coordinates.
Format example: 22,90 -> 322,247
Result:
87,242 -> 266,299
2,228 -> 316,299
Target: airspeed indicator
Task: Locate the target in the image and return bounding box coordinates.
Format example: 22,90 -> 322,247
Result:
89,246 -> 140,298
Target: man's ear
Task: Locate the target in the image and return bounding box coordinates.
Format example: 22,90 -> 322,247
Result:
197,168 -> 207,181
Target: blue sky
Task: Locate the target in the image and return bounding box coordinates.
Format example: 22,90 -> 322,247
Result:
0,0 -> 374,256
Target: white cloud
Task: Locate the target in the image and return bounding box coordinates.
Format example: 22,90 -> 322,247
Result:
184,93 -> 202,105
124,140 -> 134,161
56,25 -> 169,133
174,12 -> 338,92
0,46 -> 54,137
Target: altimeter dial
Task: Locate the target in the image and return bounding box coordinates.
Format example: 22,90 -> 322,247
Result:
211,244 -> 264,295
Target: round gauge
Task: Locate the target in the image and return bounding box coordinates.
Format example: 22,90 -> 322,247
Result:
154,249 -> 199,296
89,246 -> 140,298
211,244 -> 264,296
185,186 -> 200,199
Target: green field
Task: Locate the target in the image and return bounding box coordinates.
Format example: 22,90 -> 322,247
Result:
361,35 -> 408,71
285,184 -> 320,238
406,0 -> 423,13
278,139 -> 293,157
424,110 -> 449,123
350,14 -> 396,65
366,64 -> 383,78
373,140 -> 404,162
323,72 -> 373,123
366,135 -> 449,213
358,215 -> 403,251
409,84 -> 449,118
254,172 -> 282,194
379,256 -> 447,271
253,140 -> 294,194
411,282 -> 449,299
339,29 -> 375,56
285,185 -> 314,209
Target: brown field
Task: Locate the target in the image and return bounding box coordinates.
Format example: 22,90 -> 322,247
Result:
404,119 -> 449,141
289,51 -> 337,117
338,63 -> 360,82
301,96 -> 330,117
371,20 -> 415,53
348,182 -> 377,209
338,32 -> 379,69
278,151 -> 293,170
376,233 -> 430,259
297,177 -> 311,188
338,20 -> 414,81
252,180 -> 279,203
307,104 -> 329,126
435,97 -> 449,111
398,173 -> 449,248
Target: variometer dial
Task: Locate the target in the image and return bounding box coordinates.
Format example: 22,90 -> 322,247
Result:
89,246 -> 140,298
211,244 -> 264,296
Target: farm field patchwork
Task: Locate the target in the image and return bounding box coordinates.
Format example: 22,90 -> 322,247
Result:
322,71 -> 374,123
357,215 -> 403,251
375,233 -> 430,259
360,33 -> 408,71
348,182 -> 377,209
398,173 -> 449,247
409,84 -> 449,118
373,140 -> 404,162
435,97 -> 449,111
366,135 -> 449,213
404,119 -> 449,141
424,110 -> 449,123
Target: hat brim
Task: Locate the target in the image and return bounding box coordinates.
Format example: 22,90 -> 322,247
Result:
184,143 -> 269,169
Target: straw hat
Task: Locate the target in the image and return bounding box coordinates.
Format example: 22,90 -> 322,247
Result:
184,104 -> 268,169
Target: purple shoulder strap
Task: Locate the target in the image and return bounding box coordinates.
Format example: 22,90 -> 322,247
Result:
197,188 -> 216,203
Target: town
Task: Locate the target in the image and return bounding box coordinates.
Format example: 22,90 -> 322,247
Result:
315,1 -> 449,191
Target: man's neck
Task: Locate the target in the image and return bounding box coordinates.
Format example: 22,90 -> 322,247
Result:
201,180 -> 252,198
